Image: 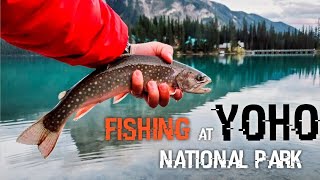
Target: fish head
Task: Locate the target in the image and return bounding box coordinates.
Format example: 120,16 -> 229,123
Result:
176,68 -> 212,94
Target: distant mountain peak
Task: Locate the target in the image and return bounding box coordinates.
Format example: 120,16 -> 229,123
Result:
107,0 -> 295,32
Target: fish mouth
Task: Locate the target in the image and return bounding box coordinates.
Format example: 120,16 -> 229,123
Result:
194,78 -> 212,94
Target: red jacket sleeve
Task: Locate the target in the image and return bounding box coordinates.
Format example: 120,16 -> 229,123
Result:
1,0 -> 128,68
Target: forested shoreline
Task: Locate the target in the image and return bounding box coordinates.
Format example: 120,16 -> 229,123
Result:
1,15 -> 319,55
130,16 -> 319,53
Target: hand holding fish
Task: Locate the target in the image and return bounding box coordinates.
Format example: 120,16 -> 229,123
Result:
17,54 -> 211,158
4,0 -> 210,159
130,42 -> 183,108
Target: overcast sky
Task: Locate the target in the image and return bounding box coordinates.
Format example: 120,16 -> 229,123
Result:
212,0 -> 320,29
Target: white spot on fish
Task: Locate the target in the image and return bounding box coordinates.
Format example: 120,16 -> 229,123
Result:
79,92 -> 82,94
94,81 -> 97,85
67,104 -> 70,107
88,88 -> 91,91
76,99 -> 79,102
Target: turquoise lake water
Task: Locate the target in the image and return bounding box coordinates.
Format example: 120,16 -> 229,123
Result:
1,55 -> 319,179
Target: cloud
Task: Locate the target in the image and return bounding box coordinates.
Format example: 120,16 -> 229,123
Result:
211,0 -> 319,28
260,12 -> 283,19
270,0 -> 320,28
272,0 -> 320,18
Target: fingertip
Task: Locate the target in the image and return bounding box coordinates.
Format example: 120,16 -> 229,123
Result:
165,53 -> 173,63
159,83 -> 170,107
148,99 -> 157,108
159,83 -> 168,91
147,81 -> 157,90
147,81 -> 159,108
173,89 -> 183,101
161,45 -> 173,64
133,69 -> 142,77
132,70 -> 143,96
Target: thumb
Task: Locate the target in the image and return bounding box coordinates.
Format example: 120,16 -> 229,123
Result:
153,42 -> 173,63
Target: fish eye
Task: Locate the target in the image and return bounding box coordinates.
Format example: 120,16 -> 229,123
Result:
196,74 -> 205,81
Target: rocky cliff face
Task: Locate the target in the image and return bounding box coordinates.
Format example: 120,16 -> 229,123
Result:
107,0 -> 295,32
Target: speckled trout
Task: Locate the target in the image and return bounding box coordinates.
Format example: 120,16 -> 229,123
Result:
17,55 -> 211,158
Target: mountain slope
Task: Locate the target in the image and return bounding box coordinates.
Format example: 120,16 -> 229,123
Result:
107,0 -> 295,32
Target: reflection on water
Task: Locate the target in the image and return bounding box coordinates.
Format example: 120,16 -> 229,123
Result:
1,55 -> 319,179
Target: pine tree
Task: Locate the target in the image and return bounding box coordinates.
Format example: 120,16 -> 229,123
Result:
129,15 -> 318,52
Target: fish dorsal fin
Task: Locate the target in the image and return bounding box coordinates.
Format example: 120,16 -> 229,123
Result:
113,92 -> 129,104
74,103 -> 97,121
58,90 -> 68,100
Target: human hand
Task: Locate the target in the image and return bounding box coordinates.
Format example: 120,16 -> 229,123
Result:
130,42 -> 183,108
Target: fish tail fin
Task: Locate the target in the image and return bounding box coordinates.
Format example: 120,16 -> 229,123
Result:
16,115 -> 65,158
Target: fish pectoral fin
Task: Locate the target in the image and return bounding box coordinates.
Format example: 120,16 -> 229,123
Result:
74,103 -> 97,121
169,87 -> 177,96
58,90 -> 69,100
113,92 -> 129,104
